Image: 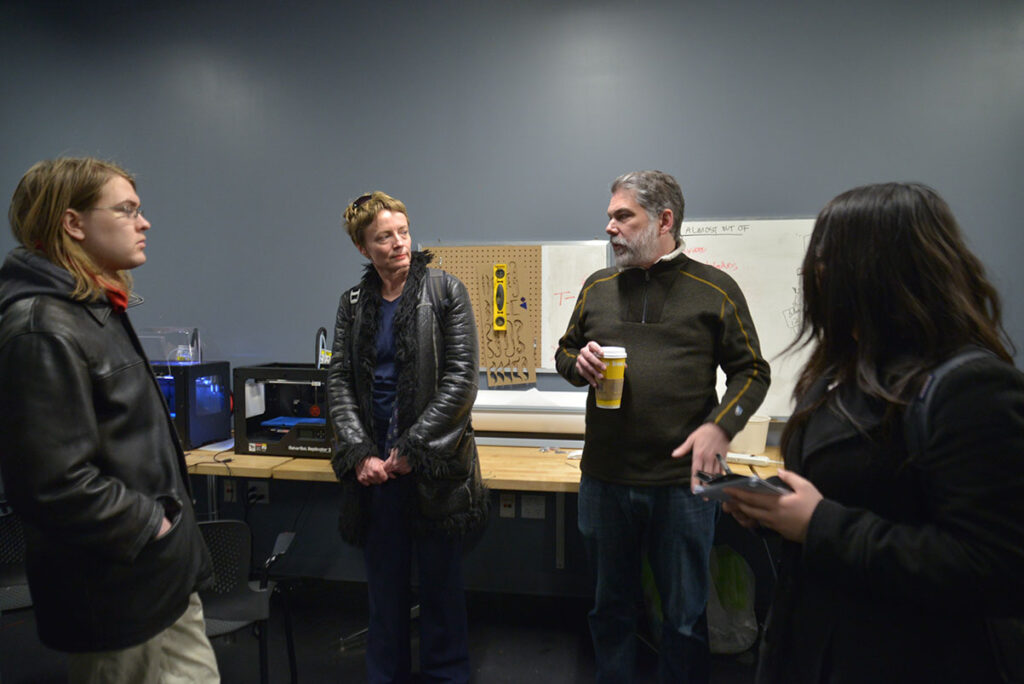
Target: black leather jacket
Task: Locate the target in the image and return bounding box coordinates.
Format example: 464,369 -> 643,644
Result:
328,251 -> 488,545
0,248 -> 211,652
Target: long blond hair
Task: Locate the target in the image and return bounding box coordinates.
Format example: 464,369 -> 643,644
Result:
8,157 -> 136,299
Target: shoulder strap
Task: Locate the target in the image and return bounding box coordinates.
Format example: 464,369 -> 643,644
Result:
903,347 -> 994,457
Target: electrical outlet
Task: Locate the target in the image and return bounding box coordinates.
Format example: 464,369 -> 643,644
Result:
520,494 -> 545,519
247,481 -> 269,505
499,493 -> 515,518
223,480 -> 236,503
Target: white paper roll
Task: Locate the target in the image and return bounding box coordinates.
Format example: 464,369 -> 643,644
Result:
471,410 -> 585,434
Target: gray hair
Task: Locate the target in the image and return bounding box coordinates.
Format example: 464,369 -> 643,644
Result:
611,170 -> 685,244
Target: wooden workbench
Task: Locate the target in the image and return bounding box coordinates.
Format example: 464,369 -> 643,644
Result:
185,452 -> 292,477
186,444 -> 783,587
187,445 -> 781,491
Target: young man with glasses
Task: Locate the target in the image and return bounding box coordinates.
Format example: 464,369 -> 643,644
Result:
0,158 -> 219,682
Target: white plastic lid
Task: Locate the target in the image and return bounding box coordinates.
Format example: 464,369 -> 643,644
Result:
601,346 -> 627,358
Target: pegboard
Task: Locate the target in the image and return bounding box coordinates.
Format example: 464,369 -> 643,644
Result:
430,246 -> 540,387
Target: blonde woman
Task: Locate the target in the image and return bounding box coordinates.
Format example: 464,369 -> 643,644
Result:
327,191 -> 488,683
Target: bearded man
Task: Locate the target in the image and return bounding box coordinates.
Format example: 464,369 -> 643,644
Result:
555,170 -> 770,683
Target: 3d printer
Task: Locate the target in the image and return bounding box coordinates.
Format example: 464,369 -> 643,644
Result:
234,363 -> 332,458
138,327 -> 232,450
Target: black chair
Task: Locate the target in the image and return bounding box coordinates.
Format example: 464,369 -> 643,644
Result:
0,506 -> 32,614
198,520 -> 297,684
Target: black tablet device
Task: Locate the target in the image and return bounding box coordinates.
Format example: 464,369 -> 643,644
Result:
693,472 -> 791,501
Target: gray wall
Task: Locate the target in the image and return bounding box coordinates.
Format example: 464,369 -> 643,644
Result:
2,0 -> 1022,372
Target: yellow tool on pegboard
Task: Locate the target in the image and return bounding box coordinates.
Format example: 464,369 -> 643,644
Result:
492,263 -> 508,331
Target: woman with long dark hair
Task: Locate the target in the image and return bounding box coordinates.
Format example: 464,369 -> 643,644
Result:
724,182 -> 1024,682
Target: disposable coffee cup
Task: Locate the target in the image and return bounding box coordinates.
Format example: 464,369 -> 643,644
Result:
595,346 -> 627,409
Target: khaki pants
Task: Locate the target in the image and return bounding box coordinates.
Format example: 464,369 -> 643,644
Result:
68,592 -> 219,684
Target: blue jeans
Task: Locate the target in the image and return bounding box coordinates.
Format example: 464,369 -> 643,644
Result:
578,474 -> 718,683
364,475 -> 470,684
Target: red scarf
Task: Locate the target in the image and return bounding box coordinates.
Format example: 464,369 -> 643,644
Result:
105,285 -> 128,313
89,273 -> 128,313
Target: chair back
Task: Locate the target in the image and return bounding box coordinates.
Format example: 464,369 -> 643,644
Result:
0,509 -> 32,610
199,519 -> 252,595
197,519 -> 297,684
0,511 -> 26,569
198,520 -> 269,624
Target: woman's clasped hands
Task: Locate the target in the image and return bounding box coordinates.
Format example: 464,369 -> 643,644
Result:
356,448 -> 412,485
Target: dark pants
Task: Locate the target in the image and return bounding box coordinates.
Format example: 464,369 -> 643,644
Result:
578,474 -> 717,683
364,475 -> 469,683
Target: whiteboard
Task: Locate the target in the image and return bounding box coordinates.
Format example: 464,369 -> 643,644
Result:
540,241 -> 608,370
470,223 -> 813,417
681,219 -> 815,417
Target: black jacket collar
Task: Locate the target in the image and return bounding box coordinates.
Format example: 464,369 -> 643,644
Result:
0,247 -> 142,325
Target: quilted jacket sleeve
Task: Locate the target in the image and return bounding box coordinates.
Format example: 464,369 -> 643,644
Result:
396,273 -> 479,473
327,290 -> 377,480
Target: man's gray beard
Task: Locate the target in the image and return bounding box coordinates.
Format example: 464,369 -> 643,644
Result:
612,217 -> 661,268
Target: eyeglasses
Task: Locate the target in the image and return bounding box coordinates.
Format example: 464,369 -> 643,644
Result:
88,204 -> 145,219
352,194 -> 373,210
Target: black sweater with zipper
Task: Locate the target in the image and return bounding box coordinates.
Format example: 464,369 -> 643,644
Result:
555,248 -> 770,486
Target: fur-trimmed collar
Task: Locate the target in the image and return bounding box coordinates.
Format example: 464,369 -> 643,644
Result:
350,249 -> 436,445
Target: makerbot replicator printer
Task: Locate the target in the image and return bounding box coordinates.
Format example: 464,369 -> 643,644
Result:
138,327 -> 232,450
234,363 -> 332,457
